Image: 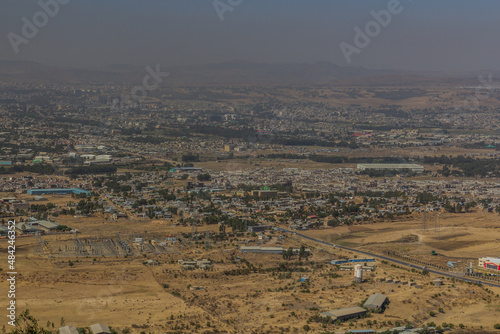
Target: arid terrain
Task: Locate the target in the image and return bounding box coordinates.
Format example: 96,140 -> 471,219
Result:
2,206 -> 500,333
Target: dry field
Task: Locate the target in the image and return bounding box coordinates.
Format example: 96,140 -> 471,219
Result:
1,210 -> 500,333
303,210 -> 500,270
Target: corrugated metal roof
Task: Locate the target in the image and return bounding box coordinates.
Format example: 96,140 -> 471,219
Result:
59,326 -> 78,334
364,293 -> 387,309
321,306 -> 367,318
90,323 -> 110,334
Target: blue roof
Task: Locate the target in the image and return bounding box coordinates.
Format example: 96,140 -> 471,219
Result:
28,188 -> 91,195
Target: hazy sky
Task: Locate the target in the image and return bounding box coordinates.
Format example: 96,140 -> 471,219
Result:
1,0 -> 499,71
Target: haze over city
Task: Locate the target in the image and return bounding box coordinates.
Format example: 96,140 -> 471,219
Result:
1,0 -> 500,71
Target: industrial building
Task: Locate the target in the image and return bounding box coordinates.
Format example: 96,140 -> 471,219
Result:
357,163 -> 425,173
27,188 -> 91,196
83,154 -> 112,164
349,330 -> 374,334
241,246 -> 283,254
247,225 -> 270,233
363,293 -> 388,310
59,326 -> 78,334
15,222 -> 42,234
1,197 -> 17,203
32,220 -> 61,232
348,258 -> 375,263
320,306 -> 367,321
479,257 -> 500,270
340,265 -> 375,272
90,323 -> 111,334
178,259 -> 212,270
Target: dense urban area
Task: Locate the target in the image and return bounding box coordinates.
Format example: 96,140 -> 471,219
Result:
1,77 -> 500,334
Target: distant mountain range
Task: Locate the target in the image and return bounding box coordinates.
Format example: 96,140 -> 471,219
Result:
0,59 -> 495,86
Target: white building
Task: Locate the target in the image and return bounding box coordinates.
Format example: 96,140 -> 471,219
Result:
357,163 -> 425,173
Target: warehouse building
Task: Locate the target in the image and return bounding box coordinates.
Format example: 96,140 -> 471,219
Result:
320,306 -> 367,321
32,220 -> 61,232
27,188 -> 91,196
363,293 -> 388,310
357,163 -> 424,173
84,154 -> 112,165
348,258 -> 375,263
340,265 -> 375,272
59,326 -> 78,334
178,259 -> 212,270
479,257 -> 500,270
90,323 -> 111,334
247,225 -> 270,233
241,246 -> 283,254
15,222 -> 42,234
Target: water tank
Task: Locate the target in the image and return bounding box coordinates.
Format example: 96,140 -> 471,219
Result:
354,264 -> 363,283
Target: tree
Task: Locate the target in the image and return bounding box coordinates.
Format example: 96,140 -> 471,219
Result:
197,173 -> 211,181
10,309 -> 52,334
299,245 -> 306,260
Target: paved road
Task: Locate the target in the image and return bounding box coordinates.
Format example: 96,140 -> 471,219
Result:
288,231 -> 500,289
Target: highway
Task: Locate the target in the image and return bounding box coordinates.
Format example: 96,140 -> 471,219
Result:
288,231 -> 500,289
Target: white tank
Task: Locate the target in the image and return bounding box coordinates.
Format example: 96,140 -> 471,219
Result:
354,264 -> 363,283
